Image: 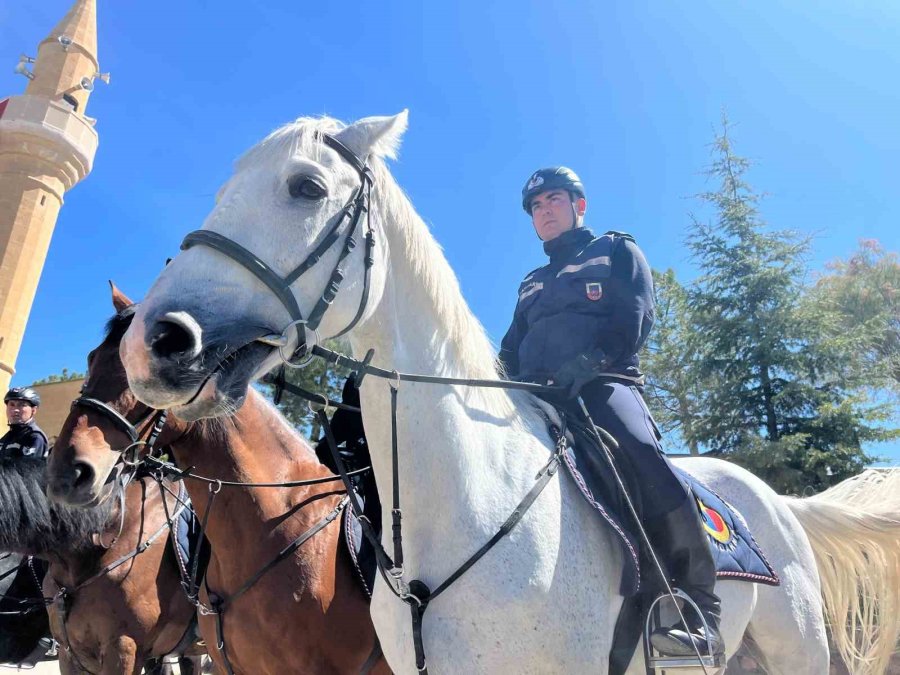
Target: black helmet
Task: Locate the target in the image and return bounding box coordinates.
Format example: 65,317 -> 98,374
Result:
4,387 -> 40,407
521,166 -> 585,213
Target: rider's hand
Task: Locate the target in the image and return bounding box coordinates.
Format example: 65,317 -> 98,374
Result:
551,352 -> 607,399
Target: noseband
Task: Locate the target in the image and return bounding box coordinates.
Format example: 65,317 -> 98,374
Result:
180,133 -> 377,364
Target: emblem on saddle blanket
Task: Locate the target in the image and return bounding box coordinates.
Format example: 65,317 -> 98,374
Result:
585,282 -> 603,301
697,498 -> 733,546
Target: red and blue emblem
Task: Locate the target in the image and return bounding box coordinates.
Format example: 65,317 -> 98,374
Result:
697,498 -> 732,544
585,282 -> 603,301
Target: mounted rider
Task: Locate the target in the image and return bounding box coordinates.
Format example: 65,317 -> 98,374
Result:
499,167 -> 723,658
0,387 -> 54,667
1,387 -> 49,460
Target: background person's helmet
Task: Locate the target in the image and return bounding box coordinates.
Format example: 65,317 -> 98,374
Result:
521,166 -> 586,214
4,387 -> 40,407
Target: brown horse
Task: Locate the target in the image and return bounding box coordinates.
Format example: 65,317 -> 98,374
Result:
47,287 -> 387,675
0,457 -> 202,674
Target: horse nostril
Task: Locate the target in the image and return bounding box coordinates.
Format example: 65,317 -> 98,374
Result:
71,461 -> 95,492
149,320 -> 197,360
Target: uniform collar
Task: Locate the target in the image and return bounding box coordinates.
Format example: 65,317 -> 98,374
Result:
543,226 -> 594,262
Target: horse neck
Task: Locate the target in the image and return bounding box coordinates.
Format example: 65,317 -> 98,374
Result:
169,390 -> 332,554
347,193 -> 539,568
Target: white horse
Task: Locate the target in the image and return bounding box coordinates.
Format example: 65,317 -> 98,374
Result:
119,111 -> 900,674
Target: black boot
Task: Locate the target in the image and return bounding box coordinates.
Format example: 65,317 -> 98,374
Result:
646,499 -> 724,658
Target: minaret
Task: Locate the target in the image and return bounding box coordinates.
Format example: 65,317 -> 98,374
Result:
0,0 -> 102,425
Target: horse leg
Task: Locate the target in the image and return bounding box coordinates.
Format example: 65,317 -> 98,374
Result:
178,654 -> 205,675
744,497 -> 830,674
57,647 -> 82,675
744,574 -> 828,675
99,635 -> 140,675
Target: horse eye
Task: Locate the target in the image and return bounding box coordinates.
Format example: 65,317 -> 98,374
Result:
287,176 -> 327,200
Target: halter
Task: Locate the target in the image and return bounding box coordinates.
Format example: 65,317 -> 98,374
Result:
180,133 -> 377,365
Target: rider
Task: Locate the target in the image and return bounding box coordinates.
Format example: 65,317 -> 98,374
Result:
1,387 -> 49,460
499,167 -> 723,658
0,387 -> 54,667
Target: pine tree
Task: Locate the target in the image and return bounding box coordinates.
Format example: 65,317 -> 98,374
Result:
679,119 -> 894,492
643,269 -> 705,455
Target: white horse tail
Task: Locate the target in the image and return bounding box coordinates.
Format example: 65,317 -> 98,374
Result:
782,469 -> 900,675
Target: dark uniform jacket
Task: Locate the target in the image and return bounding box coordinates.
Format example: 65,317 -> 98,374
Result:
0,420 -> 49,460
499,227 -> 655,384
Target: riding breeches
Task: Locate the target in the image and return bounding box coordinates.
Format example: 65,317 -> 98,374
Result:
577,380 -> 691,520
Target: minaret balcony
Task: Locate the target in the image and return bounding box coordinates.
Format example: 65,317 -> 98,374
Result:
0,93 -> 98,189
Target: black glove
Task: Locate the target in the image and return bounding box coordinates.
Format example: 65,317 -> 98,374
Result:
551,351 -> 608,399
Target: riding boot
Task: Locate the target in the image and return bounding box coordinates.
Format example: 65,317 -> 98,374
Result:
646,499 -> 724,658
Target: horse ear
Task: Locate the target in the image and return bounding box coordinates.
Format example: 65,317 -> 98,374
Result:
109,280 -> 134,312
335,110 -> 408,161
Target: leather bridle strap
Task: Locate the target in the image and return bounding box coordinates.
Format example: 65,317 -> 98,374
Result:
71,397 -> 143,445
179,133 -> 375,354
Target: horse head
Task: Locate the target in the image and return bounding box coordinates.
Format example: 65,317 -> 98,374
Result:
48,285 -> 171,506
120,112 -> 408,420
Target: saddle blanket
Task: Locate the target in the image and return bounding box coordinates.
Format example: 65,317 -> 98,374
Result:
560,425 -> 779,596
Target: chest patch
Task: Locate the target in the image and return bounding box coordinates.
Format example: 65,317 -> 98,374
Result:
585,282 -> 603,301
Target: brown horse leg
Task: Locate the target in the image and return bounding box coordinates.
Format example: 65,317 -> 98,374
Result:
57,648 -> 81,675
100,635 -> 139,675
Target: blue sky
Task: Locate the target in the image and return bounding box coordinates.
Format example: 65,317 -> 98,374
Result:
2,1 -> 898,462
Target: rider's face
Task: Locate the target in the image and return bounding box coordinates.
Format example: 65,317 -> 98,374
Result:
530,190 -> 586,242
6,400 -> 35,424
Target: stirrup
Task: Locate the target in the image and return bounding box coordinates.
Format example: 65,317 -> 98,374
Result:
643,589 -> 724,673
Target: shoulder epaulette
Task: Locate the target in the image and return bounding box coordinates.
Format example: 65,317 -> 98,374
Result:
603,230 -> 636,243
521,265 -> 544,283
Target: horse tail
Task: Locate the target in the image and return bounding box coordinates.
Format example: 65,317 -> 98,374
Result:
781,469 -> 900,675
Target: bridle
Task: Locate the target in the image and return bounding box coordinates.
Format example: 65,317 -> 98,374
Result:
69,394 -> 168,547
180,132 -> 377,366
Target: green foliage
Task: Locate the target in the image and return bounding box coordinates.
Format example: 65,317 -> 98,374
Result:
644,118 -> 896,493
809,240 -> 900,394
256,338 -> 353,438
31,368 -> 85,385
643,269 -> 705,455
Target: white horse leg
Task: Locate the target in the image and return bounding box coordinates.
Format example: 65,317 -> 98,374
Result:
744,567 -> 829,674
